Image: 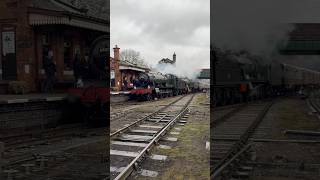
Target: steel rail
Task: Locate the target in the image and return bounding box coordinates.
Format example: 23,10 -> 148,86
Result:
211,104 -> 247,127
213,103 -> 245,111
211,99 -> 274,127
212,144 -> 252,178
113,94 -> 195,180
213,97 -> 275,111
211,101 -> 274,179
308,92 -> 320,113
110,95 -> 187,137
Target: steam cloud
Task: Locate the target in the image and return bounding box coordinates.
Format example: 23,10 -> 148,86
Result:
212,0 -> 297,59
155,63 -> 201,80
111,0 -> 210,80
212,0 -> 320,70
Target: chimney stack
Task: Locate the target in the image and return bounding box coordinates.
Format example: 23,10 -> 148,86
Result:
173,52 -> 176,63
113,45 -> 120,61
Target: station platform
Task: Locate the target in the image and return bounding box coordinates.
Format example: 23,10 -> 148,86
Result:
0,93 -> 67,105
0,91 -> 130,105
110,91 -> 130,95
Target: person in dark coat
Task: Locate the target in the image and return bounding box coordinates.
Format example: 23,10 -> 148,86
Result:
73,53 -> 83,87
42,51 -> 56,93
123,76 -> 128,90
133,77 -> 140,88
81,55 -> 89,79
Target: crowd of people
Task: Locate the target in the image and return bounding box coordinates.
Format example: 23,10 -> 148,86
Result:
132,75 -> 153,89
41,51 -> 91,92
121,74 -> 153,91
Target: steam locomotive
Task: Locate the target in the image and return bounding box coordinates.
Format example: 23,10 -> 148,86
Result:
66,35 -> 108,127
129,71 -> 203,101
214,49 -> 320,106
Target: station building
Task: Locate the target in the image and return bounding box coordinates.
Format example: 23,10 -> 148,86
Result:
0,0 -> 108,93
158,52 -> 176,64
110,45 -> 149,91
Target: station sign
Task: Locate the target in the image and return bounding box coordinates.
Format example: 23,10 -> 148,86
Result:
2,31 -> 15,56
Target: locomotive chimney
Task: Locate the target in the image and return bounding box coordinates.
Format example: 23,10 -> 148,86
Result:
113,45 -> 120,61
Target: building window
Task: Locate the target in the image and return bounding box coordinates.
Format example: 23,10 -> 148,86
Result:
111,70 -> 115,87
64,36 -> 72,70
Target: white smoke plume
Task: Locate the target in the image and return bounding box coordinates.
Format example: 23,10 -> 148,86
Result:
151,49 -> 211,80
111,0 -> 210,80
212,0 -> 298,59
154,63 -> 201,80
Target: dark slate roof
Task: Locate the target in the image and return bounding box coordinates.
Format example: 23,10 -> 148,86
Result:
120,60 -> 149,70
30,0 -> 65,11
30,0 -> 108,21
158,58 -> 175,64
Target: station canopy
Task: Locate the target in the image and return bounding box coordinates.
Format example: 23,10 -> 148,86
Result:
198,69 -> 210,79
28,0 -> 108,32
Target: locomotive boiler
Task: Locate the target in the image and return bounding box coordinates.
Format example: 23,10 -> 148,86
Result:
129,71 -> 204,101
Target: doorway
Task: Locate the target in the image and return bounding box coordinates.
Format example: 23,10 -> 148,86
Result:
1,27 -> 17,80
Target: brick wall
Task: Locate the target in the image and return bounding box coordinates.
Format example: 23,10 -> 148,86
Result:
0,1 -> 104,93
0,0 -> 36,92
0,100 -> 88,132
0,101 -> 64,130
111,45 -> 121,91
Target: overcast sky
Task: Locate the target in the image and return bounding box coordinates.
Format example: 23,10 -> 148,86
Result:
212,0 -> 320,70
111,0 -> 210,78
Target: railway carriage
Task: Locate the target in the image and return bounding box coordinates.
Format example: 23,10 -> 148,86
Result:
274,62 -> 317,94
214,49 -> 320,106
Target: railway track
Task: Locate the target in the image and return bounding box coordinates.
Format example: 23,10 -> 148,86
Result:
110,96 -> 186,122
109,94 -> 195,180
211,100 -> 273,179
2,123 -> 83,148
2,124 -> 106,169
308,91 -> 320,113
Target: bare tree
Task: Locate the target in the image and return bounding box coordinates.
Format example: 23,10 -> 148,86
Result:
120,49 -> 149,68
120,49 -> 140,64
